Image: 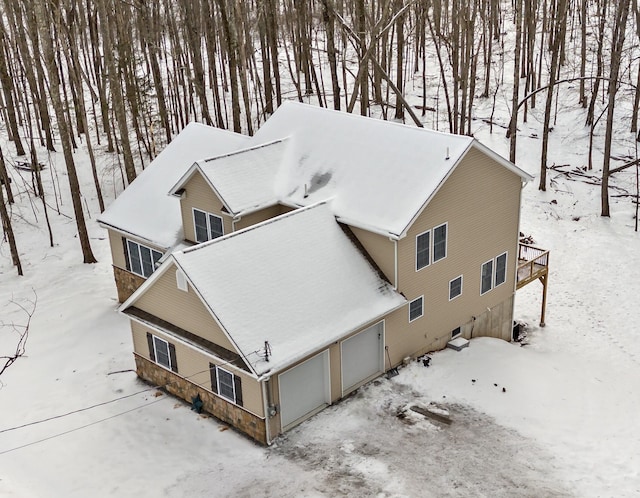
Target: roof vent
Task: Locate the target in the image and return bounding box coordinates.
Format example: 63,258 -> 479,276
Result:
445,147 -> 450,161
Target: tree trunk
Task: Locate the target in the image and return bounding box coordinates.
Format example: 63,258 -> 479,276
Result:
34,0 -> 97,264
601,0 -> 631,217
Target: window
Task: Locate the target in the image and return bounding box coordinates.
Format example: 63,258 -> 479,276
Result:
449,275 -> 463,300
416,231 -> 430,270
210,363 -> 243,406
495,252 -> 507,287
481,252 -> 509,295
409,296 -> 424,322
416,222 -> 448,271
433,223 -> 447,262
481,259 -> 494,295
193,208 -> 224,243
126,240 -> 162,278
146,332 -> 178,373
451,327 -> 461,339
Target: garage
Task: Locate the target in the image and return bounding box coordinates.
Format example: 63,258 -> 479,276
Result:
341,321 -> 384,394
278,350 -> 330,429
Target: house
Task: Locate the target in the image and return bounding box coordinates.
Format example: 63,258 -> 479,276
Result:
98,102 -> 533,444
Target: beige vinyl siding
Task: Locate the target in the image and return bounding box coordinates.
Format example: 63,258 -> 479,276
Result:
108,229 -> 127,269
131,321 -> 264,417
180,172 -> 232,242
135,262 -> 237,352
392,147 -> 522,357
234,204 -> 290,230
350,226 -> 395,283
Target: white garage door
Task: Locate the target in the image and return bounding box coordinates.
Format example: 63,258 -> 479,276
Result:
341,321 -> 384,394
278,350 -> 330,429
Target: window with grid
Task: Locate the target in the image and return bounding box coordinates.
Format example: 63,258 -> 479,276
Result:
126,240 -> 162,278
449,275 -> 463,300
409,296 -> 424,322
193,208 -> 224,243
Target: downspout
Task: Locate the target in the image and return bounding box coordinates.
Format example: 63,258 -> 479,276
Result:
392,238 -> 399,289
261,378 -> 272,445
232,216 -> 242,233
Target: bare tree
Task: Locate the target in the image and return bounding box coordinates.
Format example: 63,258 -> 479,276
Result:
0,292 -> 35,376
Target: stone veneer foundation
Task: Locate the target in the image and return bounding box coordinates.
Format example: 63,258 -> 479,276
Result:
113,266 -> 146,303
134,354 -> 268,445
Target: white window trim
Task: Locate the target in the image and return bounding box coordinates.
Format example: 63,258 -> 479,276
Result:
126,239 -> 162,278
480,259 -> 494,295
432,222 -> 448,263
494,252 -> 508,288
408,296 -> 424,322
216,366 -> 236,403
193,208 -> 224,243
449,275 -> 463,301
152,335 -> 172,371
415,230 -> 431,271
451,327 -> 461,339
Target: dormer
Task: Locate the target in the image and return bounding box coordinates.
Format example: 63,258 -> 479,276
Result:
168,139 -> 291,244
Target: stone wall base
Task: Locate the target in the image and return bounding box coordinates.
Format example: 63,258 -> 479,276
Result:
114,266 -> 146,303
134,354 -> 267,445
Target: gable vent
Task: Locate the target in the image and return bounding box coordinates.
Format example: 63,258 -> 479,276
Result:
176,269 -> 188,292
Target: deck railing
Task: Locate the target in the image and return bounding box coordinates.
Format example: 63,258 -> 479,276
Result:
517,243 -> 549,287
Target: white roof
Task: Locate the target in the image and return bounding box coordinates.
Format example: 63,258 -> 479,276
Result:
98,122 -> 248,249
248,102 -> 476,237
170,139 -> 287,216
187,102 -> 530,238
171,203 -> 405,375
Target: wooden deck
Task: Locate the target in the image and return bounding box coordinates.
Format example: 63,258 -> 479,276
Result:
516,243 -> 549,326
517,244 -> 549,289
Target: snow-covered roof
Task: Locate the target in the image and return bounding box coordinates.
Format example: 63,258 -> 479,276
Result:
97,122 -> 249,249
244,102 -> 500,237
169,203 -> 405,376
169,139 -> 287,216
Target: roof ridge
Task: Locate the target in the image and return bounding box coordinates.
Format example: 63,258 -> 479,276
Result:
200,136 -> 290,165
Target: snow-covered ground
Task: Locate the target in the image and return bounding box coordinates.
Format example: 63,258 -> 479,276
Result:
2,57 -> 640,495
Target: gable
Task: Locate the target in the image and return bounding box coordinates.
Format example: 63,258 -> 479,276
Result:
179,171 -> 233,242
130,260 -> 239,356
172,203 -> 406,376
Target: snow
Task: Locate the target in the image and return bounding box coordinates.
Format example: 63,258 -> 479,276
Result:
250,101 -> 481,237
97,122 -> 248,249
161,203 -> 406,375
3,53 -> 640,498
184,138 -> 287,216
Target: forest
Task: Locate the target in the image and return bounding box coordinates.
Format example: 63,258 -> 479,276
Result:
0,0 -> 639,274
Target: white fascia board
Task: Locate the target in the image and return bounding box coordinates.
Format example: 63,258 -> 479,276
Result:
471,141 -> 534,182
98,222 -> 171,252
397,142 -> 472,239
255,299 -> 407,382
171,257 -> 257,376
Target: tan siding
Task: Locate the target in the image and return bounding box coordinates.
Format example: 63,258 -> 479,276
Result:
180,172 -> 232,242
131,320 -> 264,417
108,230 -> 127,269
350,226 -> 395,283
329,342 -> 341,403
135,262 -> 237,352
234,204 -> 283,230
391,147 -> 522,357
